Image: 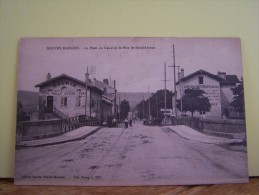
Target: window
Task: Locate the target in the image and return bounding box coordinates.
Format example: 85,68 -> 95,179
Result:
61,86 -> 68,94
76,96 -> 81,107
61,97 -> 67,107
198,76 -> 203,84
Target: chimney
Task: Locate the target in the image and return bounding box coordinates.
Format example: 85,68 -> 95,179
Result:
93,78 -> 96,86
178,71 -> 181,81
180,69 -> 184,79
218,71 -> 226,80
103,79 -> 109,85
85,68 -> 89,84
47,73 -> 51,80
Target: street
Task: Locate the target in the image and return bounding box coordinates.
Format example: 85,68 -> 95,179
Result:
15,123 -> 248,186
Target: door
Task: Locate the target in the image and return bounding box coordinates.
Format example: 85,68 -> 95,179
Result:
47,96 -> 54,112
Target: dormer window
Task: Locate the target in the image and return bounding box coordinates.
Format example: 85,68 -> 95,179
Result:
198,76 -> 204,84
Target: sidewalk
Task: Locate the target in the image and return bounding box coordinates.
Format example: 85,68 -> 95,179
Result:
18,126 -> 102,147
166,125 -> 244,144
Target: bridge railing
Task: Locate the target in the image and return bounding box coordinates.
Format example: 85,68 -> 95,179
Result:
17,115 -> 99,141
61,115 -> 99,133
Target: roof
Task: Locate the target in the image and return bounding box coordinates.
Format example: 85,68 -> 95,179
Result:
35,74 -> 104,94
176,69 -> 240,85
176,69 -> 224,85
221,75 -> 240,85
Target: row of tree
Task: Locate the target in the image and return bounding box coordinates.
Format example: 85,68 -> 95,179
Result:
133,81 -> 244,119
135,89 -> 173,120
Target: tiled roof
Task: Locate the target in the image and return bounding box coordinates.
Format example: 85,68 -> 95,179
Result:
176,69 -> 240,85
35,74 -> 104,94
220,75 -> 240,85
176,69 -> 224,84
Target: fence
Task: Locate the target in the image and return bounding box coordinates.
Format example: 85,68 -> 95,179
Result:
18,115 -> 99,141
171,116 -> 246,133
61,115 -> 98,133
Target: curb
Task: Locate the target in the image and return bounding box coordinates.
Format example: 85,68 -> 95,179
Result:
165,127 -> 243,145
17,126 -> 102,148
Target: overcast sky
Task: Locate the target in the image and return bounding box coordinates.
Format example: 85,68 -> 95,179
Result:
18,37 -> 243,93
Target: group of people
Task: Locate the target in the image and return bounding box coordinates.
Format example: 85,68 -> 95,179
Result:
106,112 -> 134,129
111,117 -> 134,129
124,111 -> 134,128
124,118 -> 133,128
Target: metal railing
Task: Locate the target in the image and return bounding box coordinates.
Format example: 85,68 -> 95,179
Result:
172,116 -> 203,131
61,115 -> 99,133
171,116 -> 246,133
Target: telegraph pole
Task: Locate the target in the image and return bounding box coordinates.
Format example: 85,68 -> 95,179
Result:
156,93 -> 158,118
164,63 -> 167,120
148,85 -> 151,119
85,67 -> 89,116
114,80 -> 117,115
169,45 -> 180,118
118,94 -> 121,122
142,95 -> 145,119
161,63 -> 170,124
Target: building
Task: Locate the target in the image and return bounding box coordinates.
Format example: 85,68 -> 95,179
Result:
173,69 -> 241,119
35,73 -> 114,123
93,78 -> 117,115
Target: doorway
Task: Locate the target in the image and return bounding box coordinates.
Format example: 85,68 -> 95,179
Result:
47,96 -> 54,112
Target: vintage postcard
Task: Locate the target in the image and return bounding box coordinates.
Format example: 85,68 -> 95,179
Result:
15,37 -> 248,186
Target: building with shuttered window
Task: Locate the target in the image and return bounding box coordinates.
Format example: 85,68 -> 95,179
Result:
173,69 -> 241,119
35,73 -> 113,123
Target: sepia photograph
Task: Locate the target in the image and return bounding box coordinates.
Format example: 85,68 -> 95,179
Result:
15,37 -> 248,186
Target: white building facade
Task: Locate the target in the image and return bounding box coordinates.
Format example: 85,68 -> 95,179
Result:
35,73 -> 113,123
174,69 -> 240,119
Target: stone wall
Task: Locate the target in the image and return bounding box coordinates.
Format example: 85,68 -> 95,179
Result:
172,117 -> 246,134
201,118 -> 246,133
21,119 -> 62,141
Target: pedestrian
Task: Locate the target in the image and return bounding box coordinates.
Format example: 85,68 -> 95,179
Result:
129,118 -> 132,127
124,118 -> 128,128
112,117 -> 117,128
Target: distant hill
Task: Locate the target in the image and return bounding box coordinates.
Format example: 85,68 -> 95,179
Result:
17,90 -> 39,113
117,92 -> 150,109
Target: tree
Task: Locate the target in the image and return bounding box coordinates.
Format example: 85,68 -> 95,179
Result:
120,99 -> 130,120
230,81 -> 244,113
177,88 -> 211,116
135,89 -> 173,120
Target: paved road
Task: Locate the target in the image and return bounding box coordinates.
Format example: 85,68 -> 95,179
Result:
15,123 -> 248,186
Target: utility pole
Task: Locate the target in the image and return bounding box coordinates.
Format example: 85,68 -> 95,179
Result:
156,93 -> 158,118
168,44 -> 180,118
148,85 -> 151,119
85,67 -> 89,116
164,63 -> 167,121
142,95 -> 145,120
118,94 -> 121,122
114,80 -> 117,116
161,63 -> 170,124
180,78 -> 183,113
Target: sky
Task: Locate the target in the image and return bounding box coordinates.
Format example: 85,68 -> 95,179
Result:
18,37 -> 243,93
